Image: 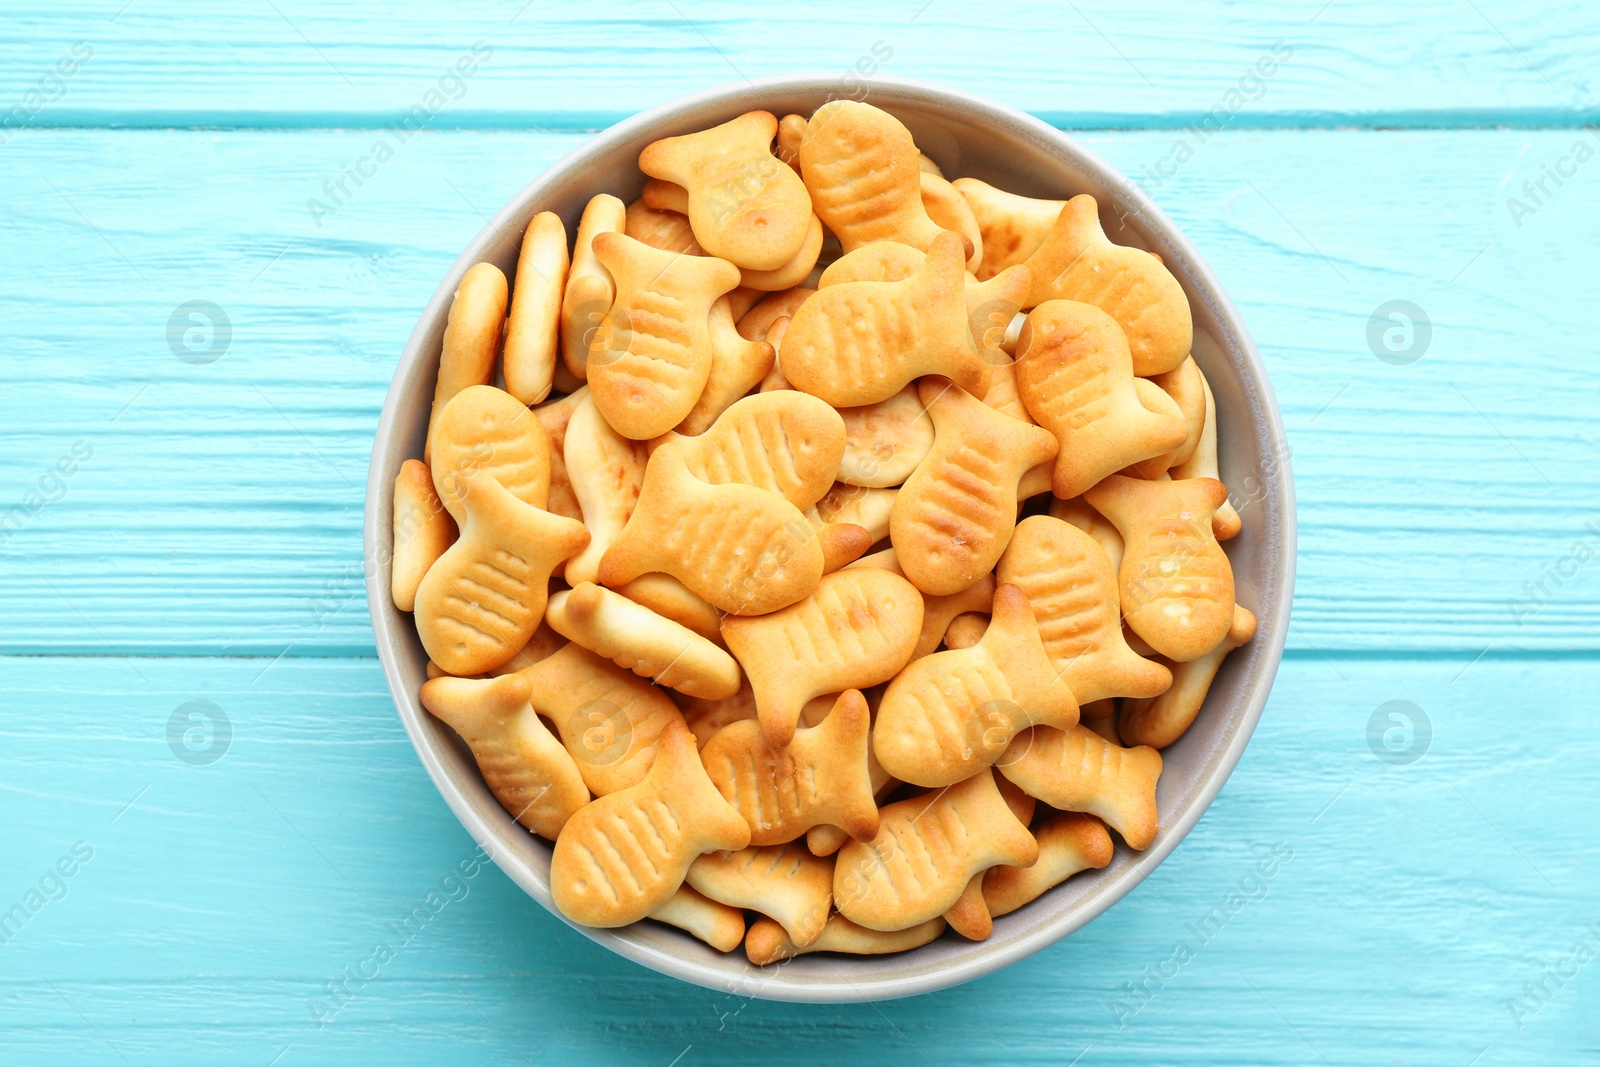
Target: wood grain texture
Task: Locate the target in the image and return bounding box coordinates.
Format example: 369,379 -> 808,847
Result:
0,654 -> 1593,1064
2,1 -> 1596,128
3,127 -> 1598,653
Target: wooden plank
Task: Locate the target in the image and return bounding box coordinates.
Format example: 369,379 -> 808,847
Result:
3,126 -> 1599,655
1,1 -> 1596,132
0,652 -> 1593,1063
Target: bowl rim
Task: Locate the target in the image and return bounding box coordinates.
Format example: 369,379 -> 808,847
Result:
364,72 -> 1296,1003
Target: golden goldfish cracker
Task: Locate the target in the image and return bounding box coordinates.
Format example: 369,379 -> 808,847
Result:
1121,604 -> 1256,749
675,679 -> 758,748
844,550 -> 997,661
560,193 -> 627,381
815,239 -> 924,287
546,582 -> 742,700
598,442 -> 823,616
814,241 -> 1030,384
486,621 -> 566,677
775,113 -> 807,172
920,170 -> 983,271
391,459 -> 455,613
419,674 -> 589,839
558,276 -> 611,385
727,286 -> 764,320
966,264 -> 1033,378
737,212 -> 824,291
550,719 -> 749,927
627,197 -> 818,295
503,210 -> 569,404
1016,300 -> 1188,499
1017,462 -> 1053,501
425,261 -> 507,462
951,177 -> 1064,281
942,769 -> 1032,936
746,915 -> 947,966
676,296 -> 775,435
700,690 -> 880,845
944,874 -> 993,941
949,243 -> 1040,360
812,238 -> 1024,329
1000,725 -> 1163,850
687,842 -> 834,948
1170,363 -> 1242,540
1083,711 -> 1122,746
562,392 -> 647,586
966,337 -> 1030,425
1048,494 -> 1124,570
1132,379 -> 1187,463
799,100 -> 953,257
587,231 -> 741,439
615,573 -> 724,644
519,640 -> 687,796
811,483 -> 897,544
736,287 -> 813,342
1129,356 -> 1205,479
756,314 -> 793,392
918,153 -> 944,176
782,231 -> 986,407
532,386 -> 586,523
796,693 -> 838,730
667,390 -> 845,510
890,377 -> 1059,596
801,692 -> 891,844
835,769 -> 1037,931
918,574 -> 999,659
1021,194 -> 1192,376
649,884 -> 745,953
818,522 -> 874,573
835,385 -> 934,488
996,772 -> 1038,827
1084,475 -> 1236,662
721,570 -> 922,747
873,585 -> 1079,787
429,385 -> 551,523
639,110 -> 813,271
414,469 -> 588,676
984,811 -> 1114,917
805,739 -> 895,857
942,611 -> 988,651
640,177 -> 690,214
623,196 -> 704,255
998,515 -> 1171,703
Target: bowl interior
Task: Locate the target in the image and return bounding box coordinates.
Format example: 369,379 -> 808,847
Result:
364,75 -> 1295,1003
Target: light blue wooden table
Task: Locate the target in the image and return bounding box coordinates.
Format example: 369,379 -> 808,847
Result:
4,3 -> 1598,1063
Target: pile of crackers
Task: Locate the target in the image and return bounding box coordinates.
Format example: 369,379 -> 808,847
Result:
391,101 -> 1256,964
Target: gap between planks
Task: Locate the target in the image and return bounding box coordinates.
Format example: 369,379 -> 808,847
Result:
13,107 -> 1600,134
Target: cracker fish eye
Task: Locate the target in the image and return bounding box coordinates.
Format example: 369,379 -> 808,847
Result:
639,111 -> 813,272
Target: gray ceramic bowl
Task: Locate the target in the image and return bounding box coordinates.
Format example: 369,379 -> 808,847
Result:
364,74 -> 1295,1003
